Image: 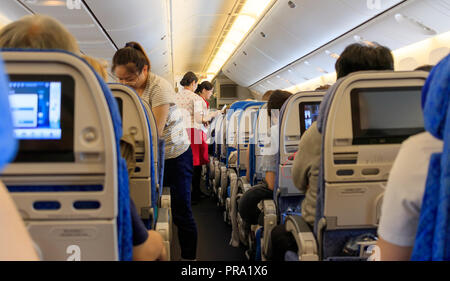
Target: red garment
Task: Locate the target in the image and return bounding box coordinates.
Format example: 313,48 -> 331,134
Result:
201,96 -> 210,109
187,128 -> 209,166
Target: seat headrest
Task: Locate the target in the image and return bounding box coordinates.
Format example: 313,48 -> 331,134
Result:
422,54 -> 450,140
0,54 -> 17,171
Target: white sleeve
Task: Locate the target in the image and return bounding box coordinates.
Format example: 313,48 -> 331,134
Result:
377,138 -> 427,247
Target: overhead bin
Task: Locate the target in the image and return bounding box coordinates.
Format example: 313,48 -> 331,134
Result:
222,0 -> 403,88
247,0 -> 450,94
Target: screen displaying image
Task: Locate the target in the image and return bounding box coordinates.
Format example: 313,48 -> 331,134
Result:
8,74 -> 75,163
351,87 -> 424,144
299,102 -> 320,134
9,81 -> 62,140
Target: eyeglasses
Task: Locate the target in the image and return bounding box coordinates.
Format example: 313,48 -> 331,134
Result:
115,71 -> 143,86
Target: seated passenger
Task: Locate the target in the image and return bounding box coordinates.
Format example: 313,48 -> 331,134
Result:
292,43 -> 395,226
415,65 -> 434,72
270,43 -> 395,260
376,55 -> 449,261
0,183 -> 40,261
237,90 -> 292,256
0,15 -> 166,261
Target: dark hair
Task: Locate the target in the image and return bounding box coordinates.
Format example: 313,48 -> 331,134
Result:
195,81 -> 214,94
415,65 -> 434,72
335,43 -> 394,79
315,84 -> 331,91
111,41 -> 151,74
180,71 -> 198,87
267,90 -> 292,117
262,90 -> 274,101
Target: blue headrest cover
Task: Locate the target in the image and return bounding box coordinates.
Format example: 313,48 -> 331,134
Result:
412,54 -> 450,261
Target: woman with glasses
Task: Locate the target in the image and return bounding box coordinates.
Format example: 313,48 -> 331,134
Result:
112,42 -> 198,261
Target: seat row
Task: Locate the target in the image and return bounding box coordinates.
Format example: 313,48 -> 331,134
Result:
206,70 -> 429,261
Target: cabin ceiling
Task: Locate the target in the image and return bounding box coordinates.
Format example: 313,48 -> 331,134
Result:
0,0 -> 240,84
0,0 -> 449,89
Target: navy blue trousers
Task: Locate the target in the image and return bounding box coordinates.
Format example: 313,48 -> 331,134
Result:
164,147 -> 198,259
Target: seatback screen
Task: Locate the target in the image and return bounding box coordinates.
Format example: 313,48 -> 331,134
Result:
8,75 -> 75,162
351,87 -> 424,144
299,102 -> 320,135
9,82 -> 62,140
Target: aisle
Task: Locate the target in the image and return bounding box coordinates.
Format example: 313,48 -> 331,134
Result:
170,185 -> 247,261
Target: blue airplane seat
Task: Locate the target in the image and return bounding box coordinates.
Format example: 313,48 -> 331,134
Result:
1,49 -> 132,261
412,54 -> 450,261
313,71 -> 428,260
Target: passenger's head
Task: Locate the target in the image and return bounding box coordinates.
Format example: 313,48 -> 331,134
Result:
180,71 -> 198,92
267,90 -> 292,118
415,65 -> 434,72
0,15 -> 79,54
335,43 -> 394,79
112,42 -> 150,89
195,81 -> 214,100
262,90 -> 274,101
82,55 -> 108,81
315,85 -> 331,91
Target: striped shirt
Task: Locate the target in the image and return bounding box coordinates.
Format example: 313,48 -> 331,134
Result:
141,72 -> 189,159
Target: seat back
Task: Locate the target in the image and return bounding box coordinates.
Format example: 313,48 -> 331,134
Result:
317,70 -> 428,259
225,101 -> 252,167
237,102 -> 265,177
0,50 -> 132,261
253,104 -> 268,183
109,83 -> 157,228
411,55 -> 450,261
276,92 -> 325,217
214,114 -> 225,161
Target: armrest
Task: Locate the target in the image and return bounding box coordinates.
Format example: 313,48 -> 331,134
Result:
160,186 -> 171,209
285,215 -> 319,261
155,207 -> 171,261
155,207 -> 170,241
262,199 -> 277,260
238,176 -> 252,193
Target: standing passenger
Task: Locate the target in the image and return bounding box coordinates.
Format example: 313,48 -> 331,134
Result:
195,81 -> 220,193
176,72 -> 209,204
112,42 -> 198,261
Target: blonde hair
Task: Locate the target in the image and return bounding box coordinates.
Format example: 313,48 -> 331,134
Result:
82,55 -> 108,80
0,15 -> 79,54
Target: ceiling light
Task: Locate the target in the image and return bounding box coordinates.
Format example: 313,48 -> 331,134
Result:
241,0 -> 272,18
316,67 -> 328,74
325,50 -> 340,59
353,35 -> 376,47
206,0 -> 274,79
